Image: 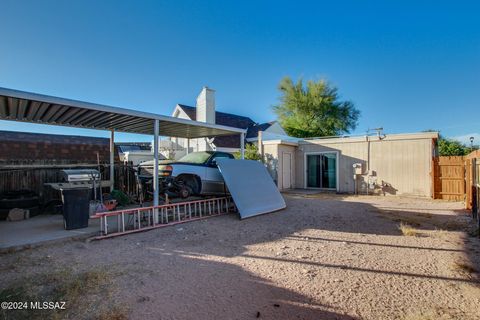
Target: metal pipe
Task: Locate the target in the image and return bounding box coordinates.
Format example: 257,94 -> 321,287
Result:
153,119 -> 159,223
258,131 -> 264,163
110,130 -> 115,192
240,132 -> 245,159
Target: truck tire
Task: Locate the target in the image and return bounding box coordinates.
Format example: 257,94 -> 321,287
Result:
0,208 -> 9,220
176,175 -> 201,198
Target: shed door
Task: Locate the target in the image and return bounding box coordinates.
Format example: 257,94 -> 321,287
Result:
282,152 -> 292,189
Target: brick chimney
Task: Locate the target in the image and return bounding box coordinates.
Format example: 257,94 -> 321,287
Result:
196,86 -> 215,124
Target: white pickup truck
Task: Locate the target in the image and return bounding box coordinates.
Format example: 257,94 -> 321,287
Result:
137,151 -> 234,198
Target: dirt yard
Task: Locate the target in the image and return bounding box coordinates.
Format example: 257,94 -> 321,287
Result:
1,194 -> 479,320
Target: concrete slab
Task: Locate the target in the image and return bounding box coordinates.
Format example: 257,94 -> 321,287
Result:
281,188 -> 330,195
0,215 -> 100,250
0,197 -> 218,251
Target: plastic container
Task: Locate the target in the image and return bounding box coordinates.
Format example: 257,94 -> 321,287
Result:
61,188 -> 91,230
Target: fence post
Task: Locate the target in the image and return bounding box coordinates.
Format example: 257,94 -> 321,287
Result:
431,157 -> 436,199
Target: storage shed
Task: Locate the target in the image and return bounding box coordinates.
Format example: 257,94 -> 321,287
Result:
262,132 -> 438,198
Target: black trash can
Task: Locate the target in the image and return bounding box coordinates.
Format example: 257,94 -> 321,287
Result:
61,188 -> 91,230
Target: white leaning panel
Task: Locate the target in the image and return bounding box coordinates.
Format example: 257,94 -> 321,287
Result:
216,159 -> 286,219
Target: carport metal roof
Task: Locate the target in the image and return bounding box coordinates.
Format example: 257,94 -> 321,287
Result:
0,87 -> 245,138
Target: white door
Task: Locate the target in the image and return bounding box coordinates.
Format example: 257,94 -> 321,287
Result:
282,152 -> 292,189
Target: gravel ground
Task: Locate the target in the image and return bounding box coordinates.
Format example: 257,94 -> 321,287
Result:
1,193 -> 479,320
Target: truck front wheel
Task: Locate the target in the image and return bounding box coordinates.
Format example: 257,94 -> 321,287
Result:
175,175 -> 200,198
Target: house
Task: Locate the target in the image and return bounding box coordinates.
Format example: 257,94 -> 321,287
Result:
168,87 -> 286,158
261,131 -> 439,198
117,142 -> 165,165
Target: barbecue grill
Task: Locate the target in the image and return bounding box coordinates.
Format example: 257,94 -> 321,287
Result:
45,169 -> 108,191
61,169 -> 100,182
44,168 -> 107,230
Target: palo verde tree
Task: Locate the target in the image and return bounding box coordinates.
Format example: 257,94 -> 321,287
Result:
273,77 -> 360,138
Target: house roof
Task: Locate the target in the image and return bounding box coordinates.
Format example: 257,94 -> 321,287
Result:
177,104 -> 255,129
177,104 -> 274,148
246,121 -> 274,139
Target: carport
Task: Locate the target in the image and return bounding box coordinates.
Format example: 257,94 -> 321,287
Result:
0,87 -> 246,225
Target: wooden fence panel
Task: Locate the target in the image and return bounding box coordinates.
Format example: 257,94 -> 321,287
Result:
474,159 -> 479,219
475,159 -> 479,219
433,156 -> 466,201
465,150 -> 480,210
0,161 -> 138,204
466,158 -> 473,209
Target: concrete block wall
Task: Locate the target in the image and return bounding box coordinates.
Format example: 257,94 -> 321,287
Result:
0,130 -> 118,164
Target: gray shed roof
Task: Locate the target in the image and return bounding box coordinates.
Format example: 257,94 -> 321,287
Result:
0,87 -> 245,138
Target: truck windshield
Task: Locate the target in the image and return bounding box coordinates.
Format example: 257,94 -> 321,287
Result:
178,152 -> 212,164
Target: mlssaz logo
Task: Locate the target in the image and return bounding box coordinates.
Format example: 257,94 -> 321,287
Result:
30,301 -> 66,310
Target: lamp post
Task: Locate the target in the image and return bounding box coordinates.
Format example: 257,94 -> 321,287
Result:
470,136 -> 475,149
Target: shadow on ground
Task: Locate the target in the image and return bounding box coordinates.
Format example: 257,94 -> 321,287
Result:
1,193 -> 479,319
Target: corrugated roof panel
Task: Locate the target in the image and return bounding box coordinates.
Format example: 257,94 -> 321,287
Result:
216,159 -> 286,219
0,87 -> 245,138
0,96 -> 7,117
33,102 -> 51,121
70,110 -> 102,125
26,101 -> 42,120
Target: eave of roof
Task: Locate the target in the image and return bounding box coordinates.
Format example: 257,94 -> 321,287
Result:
298,132 -> 439,144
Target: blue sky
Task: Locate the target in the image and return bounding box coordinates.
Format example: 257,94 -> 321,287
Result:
1,0 -> 479,143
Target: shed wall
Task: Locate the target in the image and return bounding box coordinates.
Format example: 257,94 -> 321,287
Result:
263,143 -> 279,185
295,136 -> 434,197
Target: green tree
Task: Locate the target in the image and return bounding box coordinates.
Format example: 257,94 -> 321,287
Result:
423,130 -> 478,156
438,137 -> 477,156
233,143 -> 262,161
273,77 -> 360,138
